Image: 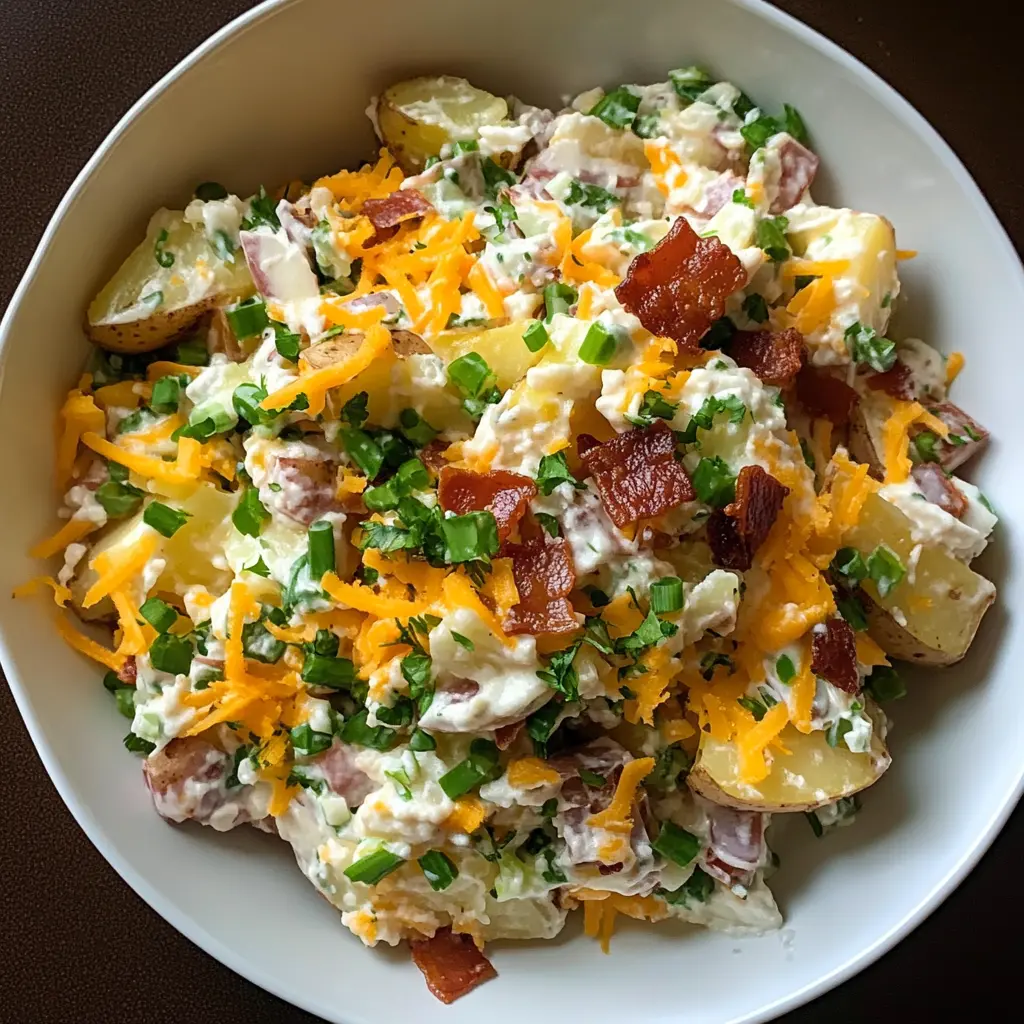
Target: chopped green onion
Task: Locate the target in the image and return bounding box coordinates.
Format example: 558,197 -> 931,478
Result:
226,299 -> 269,340
232,488 -> 270,538
737,695 -> 768,721
535,451 -> 583,496
578,769 -> 606,788
441,511 -> 499,563
242,609 -> 287,664
701,316 -> 736,349
732,188 -> 755,209
755,215 -> 791,263
114,686 -> 136,720
272,321 -> 302,362
452,139 -> 479,154
845,321 -> 896,373
692,456 -> 737,508
523,321 -> 549,352
776,654 -> 796,684
344,848 -> 405,885
301,653 -> 355,688
652,821 -> 700,867
438,739 -> 500,799
123,733 -> 156,755
911,430 -> 940,464
742,293 -> 769,324
154,229 -> 175,268
836,593 -> 868,632
588,86 -> 640,130
96,479 -> 143,518
150,374 -> 186,413
195,181 -> 228,201
143,501 -> 191,538
543,282 -> 577,321
668,66 -> 712,103
418,850 -> 459,891
649,576 -> 684,614
139,597 -> 177,633
865,665 -> 906,703
340,427 -> 384,479
339,709 -> 397,751
481,158 -> 516,199
290,723 -> 333,757
579,322 -> 617,365
149,633 -> 193,675
174,336 -> 209,366
243,556 -> 271,577
398,408 -> 438,447
565,179 -> 620,214
832,547 -> 868,582
866,544 -> 905,598
447,352 -> 492,396
307,520 -> 336,580
409,728 -> 437,752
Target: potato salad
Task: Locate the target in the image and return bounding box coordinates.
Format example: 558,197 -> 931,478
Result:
24,68 -> 997,1003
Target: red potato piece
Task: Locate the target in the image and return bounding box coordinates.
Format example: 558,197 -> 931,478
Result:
495,721 -> 524,750
437,467 -> 538,542
303,328 -> 424,369
867,360 -> 915,401
707,465 -> 788,571
271,456 -> 344,525
410,929 -> 497,1004
503,537 -> 579,636
142,737 -> 225,796
770,138 -> 820,214
696,172 -> 746,219
917,402 -> 989,472
313,742 -> 375,806
580,420 -> 696,528
206,308 -> 248,363
810,617 -> 860,693
727,327 -> 805,386
912,463 -> 968,519
614,216 -> 747,351
701,801 -> 767,886
795,365 -> 859,426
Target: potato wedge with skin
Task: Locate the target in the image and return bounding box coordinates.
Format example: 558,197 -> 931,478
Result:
87,209 -> 254,353
688,719 -> 891,813
377,76 -> 508,174
845,492 -> 996,665
429,320 -> 542,391
70,482 -> 237,618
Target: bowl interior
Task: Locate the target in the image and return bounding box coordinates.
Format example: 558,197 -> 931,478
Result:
1,1 -> 1022,1022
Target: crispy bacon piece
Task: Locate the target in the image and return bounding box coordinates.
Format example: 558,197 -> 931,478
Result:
410,929 -> 497,1004
707,465 -> 788,571
438,468 -> 538,542
579,420 -> 696,527
117,655 -> 137,686
867,360 -> 915,401
495,721 -> 525,750
917,402 -> 989,472
614,216 -> 746,351
503,537 -> 578,635
420,438 -> 451,475
362,189 -> 433,245
770,137 -> 820,214
727,327 -> 805,386
811,618 -> 860,693
912,463 -> 968,518
795,365 -> 859,426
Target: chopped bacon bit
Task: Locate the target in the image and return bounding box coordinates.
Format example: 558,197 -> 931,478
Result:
580,420 -> 696,527
504,537 -> 579,635
795,366 -> 859,426
495,721 -> 525,750
438,468 -> 538,542
363,189 -> 433,233
918,402 -> 989,472
867,360 -> 915,401
707,465 -> 788,571
576,433 -> 601,460
912,463 -> 968,518
410,929 -> 497,1004
419,438 -> 451,474
117,655 -> 137,686
727,327 -> 805,386
811,618 -> 860,693
614,216 -> 746,351
770,138 -> 820,214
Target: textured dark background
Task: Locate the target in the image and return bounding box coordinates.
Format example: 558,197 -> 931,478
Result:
0,2 -> 1021,1022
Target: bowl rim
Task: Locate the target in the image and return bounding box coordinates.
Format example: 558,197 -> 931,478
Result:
2,1 -> 1023,1021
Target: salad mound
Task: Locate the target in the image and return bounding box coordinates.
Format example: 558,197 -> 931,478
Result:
23,68 -> 996,1003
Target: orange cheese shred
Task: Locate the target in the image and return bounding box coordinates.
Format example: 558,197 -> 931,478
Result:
586,757 -> 655,833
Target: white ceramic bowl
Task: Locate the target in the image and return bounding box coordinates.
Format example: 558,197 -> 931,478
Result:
2,1 -> 1021,1021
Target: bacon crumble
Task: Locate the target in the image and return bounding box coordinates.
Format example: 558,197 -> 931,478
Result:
727,327 -> 805,386
438,467 -> 538,542
579,420 -> 695,527
707,465 -> 788,571
362,189 -> 433,246
912,463 -> 968,518
503,537 -> 579,635
410,929 -> 497,1004
795,366 -> 859,426
614,216 -> 747,351
810,617 -> 860,693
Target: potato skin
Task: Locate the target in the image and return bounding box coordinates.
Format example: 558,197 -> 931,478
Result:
86,296 -> 219,353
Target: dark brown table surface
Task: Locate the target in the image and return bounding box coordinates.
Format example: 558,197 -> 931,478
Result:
1,2 -> 1021,1021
